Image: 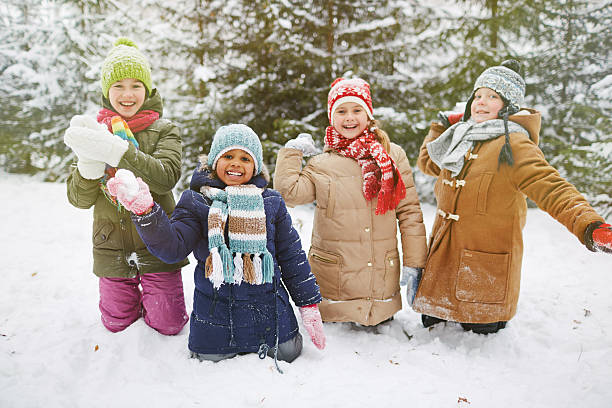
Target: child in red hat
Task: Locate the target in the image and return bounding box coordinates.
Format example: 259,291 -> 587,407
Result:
274,77 -> 428,328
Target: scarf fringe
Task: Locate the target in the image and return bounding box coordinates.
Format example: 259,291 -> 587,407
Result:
253,255 -> 263,285
207,250 -> 273,286
262,251 -> 274,284
206,247 -> 225,289
243,253 -> 255,284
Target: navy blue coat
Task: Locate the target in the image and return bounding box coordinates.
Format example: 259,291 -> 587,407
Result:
131,167 -> 321,355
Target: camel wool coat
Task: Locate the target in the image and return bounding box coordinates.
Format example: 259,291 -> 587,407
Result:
413,109 -> 604,324
274,143 -> 427,325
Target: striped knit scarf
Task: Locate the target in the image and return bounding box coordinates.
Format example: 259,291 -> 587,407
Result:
201,184 -> 274,289
97,117 -> 142,210
325,126 -> 406,214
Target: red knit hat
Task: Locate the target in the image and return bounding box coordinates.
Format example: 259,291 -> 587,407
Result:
327,78 -> 374,125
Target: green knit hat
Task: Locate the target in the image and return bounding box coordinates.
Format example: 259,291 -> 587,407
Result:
100,37 -> 152,98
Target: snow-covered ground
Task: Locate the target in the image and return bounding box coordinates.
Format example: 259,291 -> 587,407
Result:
1,173 -> 610,408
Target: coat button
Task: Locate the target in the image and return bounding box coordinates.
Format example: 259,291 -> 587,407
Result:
367,262 -> 372,267
100,234 -> 106,240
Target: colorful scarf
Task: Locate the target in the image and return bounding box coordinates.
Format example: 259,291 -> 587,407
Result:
201,184 -> 274,289
325,126 -> 406,214
97,108 -> 159,134
96,115 -> 146,210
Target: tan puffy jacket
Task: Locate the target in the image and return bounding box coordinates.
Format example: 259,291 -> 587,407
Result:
413,109 -> 604,324
274,143 -> 427,325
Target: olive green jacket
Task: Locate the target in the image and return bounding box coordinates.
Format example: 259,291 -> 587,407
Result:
66,90 -> 188,278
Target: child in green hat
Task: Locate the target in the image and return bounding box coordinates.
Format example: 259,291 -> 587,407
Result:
63,38 -> 189,335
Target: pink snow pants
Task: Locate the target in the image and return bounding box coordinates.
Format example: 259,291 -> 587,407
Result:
99,269 -> 189,335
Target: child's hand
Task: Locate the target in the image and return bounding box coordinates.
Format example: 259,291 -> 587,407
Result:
299,304 -> 326,349
76,156 -> 106,180
107,169 -> 154,215
402,266 -> 423,306
285,133 -> 320,157
64,126 -> 128,167
589,222 -> 612,253
437,111 -> 464,128
69,115 -> 107,131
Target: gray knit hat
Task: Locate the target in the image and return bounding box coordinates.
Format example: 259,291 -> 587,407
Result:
464,60 -> 525,120
463,60 -> 526,167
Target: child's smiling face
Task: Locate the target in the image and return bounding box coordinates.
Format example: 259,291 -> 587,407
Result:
470,87 -> 505,123
108,78 -> 146,119
332,102 -> 369,139
215,149 -> 255,186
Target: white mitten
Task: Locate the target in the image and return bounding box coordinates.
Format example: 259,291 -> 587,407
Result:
69,115 -> 105,130
76,156 -> 106,180
64,126 -> 129,167
285,133 -> 320,157
401,266 -> 422,306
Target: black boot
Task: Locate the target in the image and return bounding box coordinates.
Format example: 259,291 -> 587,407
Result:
460,321 -> 507,334
421,314 -> 446,328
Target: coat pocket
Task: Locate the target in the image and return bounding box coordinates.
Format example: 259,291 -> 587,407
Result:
455,249 -> 509,303
93,222 -> 115,249
308,247 -> 341,299
382,249 -> 400,298
476,172 -> 494,214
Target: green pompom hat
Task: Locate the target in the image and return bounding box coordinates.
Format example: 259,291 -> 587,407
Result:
100,37 -> 153,98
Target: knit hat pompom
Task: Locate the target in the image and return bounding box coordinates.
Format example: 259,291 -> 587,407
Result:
100,37 -> 153,98
208,124 -> 264,176
114,37 -> 137,48
463,59 -> 526,121
327,77 -> 374,125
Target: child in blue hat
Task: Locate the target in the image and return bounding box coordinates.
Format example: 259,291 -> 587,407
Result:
107,124 -> 325,369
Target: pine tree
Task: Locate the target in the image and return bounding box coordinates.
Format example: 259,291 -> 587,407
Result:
152,0 -> 425,177
0,0 -> 133,180
526,0 -> 612,216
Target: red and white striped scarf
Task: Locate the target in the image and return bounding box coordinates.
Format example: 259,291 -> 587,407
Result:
325,126 -> 406,214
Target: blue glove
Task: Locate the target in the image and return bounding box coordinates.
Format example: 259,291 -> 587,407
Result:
401,266 -> 422,306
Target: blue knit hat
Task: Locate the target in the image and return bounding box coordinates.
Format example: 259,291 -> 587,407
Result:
208,124 -> 263,175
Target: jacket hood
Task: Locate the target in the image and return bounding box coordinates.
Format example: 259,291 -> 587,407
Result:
189,154 -> 269,192
509,108 -> 541,145
101,88 -> 164,117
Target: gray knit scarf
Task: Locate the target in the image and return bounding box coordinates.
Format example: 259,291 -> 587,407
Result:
426,119 -> 528,177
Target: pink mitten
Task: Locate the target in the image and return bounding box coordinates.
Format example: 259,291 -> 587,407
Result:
107,169 -> 154,215
299,304 -> 326,350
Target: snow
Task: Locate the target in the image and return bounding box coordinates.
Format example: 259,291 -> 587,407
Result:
113,169 -> 140,200
1,173 -> 611,408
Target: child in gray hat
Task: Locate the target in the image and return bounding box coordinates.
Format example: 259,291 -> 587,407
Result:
414,60 -> 611,334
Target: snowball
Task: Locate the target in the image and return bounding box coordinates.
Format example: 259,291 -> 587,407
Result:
114,169 -> 139,200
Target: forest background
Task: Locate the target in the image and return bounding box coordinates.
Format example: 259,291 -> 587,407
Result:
1,0 -> 610,216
